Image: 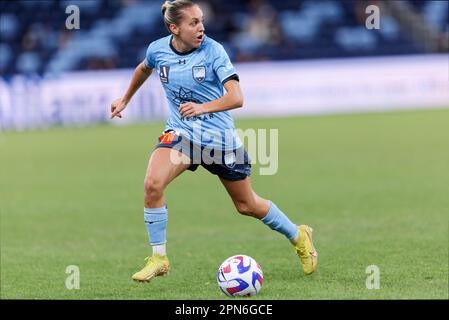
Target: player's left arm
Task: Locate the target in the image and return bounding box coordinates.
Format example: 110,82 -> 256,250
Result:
179,79 -> 243,117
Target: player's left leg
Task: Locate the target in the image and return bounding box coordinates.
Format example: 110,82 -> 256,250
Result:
219,177 -> 318,275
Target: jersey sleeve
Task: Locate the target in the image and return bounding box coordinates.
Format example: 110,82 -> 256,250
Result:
144,42 -> 156,69
212,43 -> 239,85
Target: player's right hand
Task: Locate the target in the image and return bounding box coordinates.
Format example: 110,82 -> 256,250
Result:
110,98 -> 127,119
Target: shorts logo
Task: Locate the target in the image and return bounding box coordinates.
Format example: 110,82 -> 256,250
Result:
159,65 -> 170,83
192,66 -> 206,83
159,131 -> 176,144
224,152 -> 236,168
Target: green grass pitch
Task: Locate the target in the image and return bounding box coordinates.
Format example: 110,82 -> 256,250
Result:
1,109 -> 448,299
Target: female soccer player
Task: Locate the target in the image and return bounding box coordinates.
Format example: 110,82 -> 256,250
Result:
110,0 -> 317,283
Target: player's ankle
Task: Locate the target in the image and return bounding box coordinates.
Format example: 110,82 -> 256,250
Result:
152,244 -> 166,256
290,228 -> 300,245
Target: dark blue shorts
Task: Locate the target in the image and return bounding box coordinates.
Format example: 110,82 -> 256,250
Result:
155,130 -> 251,181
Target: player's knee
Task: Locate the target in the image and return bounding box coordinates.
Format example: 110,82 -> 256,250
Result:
235,201 -> 255,216
144,176 -> 164,197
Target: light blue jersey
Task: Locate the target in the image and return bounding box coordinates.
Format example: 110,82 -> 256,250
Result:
144,35 -> 242,150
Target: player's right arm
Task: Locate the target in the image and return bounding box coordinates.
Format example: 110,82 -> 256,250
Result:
110,62 -> 153,119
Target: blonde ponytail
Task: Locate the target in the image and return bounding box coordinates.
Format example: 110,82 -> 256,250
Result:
161,0 -> 196,32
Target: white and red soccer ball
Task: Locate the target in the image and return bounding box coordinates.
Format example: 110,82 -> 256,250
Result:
217,255 -> 263,297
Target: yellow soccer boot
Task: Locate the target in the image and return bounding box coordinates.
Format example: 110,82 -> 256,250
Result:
293,225 -> 318,275
132,255 -> 170,283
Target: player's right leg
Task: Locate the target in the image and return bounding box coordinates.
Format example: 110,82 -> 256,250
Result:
132,147 -> 191,283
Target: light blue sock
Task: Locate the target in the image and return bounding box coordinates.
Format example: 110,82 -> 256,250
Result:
261,201 -> 298,241
144,206 -> 168,245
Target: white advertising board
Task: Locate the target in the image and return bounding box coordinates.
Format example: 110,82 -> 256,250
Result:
1,54 -> 448,131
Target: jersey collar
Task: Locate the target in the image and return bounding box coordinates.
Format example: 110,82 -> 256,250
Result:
169,35 -> 204,56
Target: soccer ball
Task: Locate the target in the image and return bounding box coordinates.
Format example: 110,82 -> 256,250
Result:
217,255 -> 263,297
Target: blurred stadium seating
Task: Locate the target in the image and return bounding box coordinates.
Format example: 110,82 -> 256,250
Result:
0,0 -> 447,77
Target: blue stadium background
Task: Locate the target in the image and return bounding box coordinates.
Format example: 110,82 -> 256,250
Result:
1,0 -> 447,77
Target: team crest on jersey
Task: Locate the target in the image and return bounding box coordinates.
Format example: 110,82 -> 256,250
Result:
192,66 -> 206,83
159,65 -> 170,83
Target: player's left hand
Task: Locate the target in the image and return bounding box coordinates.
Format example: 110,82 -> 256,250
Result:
179,102 -> 206,117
